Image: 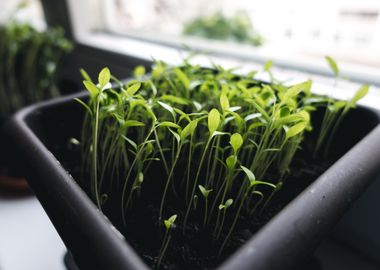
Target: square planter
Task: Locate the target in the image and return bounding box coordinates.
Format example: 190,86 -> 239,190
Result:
3,90 -> 380,270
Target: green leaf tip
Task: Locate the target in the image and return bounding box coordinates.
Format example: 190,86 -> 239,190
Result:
325,56 -> 340,77
164,214 -> 177,230
126,82 -> 142,96
208,108 -> 220,135
230,133 -> 243,153
240,165 -> 256,183
98,67 -> 111,88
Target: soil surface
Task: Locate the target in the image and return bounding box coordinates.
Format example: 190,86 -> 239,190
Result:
59,134 -> 334,270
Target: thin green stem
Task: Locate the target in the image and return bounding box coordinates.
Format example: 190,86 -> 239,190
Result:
159,144 -> 182,221
183,137 -> 212,233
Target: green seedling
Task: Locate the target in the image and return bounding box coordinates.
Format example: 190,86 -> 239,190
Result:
0,21 -> 72,118
183,11 -> 263,46
75,59 -> 366,266
198,185 -> 213,226
315,56 -> 369,158
215,198 -> 233,239
157,214 -> 177,269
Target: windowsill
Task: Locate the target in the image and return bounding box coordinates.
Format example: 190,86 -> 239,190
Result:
103,29 -> 380,86
76,31 -> 380,110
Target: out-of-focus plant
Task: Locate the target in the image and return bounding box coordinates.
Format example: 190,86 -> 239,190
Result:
0,21 -> 72,118
183,11 -> 263,46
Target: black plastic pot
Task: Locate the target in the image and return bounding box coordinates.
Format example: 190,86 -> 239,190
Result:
0,118 -> 29,192
3,91 -> 380,270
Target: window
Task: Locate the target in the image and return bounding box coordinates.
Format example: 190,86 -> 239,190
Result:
99,0 -> 380,68
0,0 -> 46,30
64,0 -> 380,87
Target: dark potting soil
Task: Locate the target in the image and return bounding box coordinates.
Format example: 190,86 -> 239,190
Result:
56,134 -> 332,270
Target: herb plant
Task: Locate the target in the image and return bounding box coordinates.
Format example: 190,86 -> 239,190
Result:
0,21 -> 72,119
314,56 -> 370,158
77,59 -> 368,268
183,11 -> 263,46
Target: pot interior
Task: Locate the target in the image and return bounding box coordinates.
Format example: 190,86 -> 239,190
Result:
23,95 -> 380,269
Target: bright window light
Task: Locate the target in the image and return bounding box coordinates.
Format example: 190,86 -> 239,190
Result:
0,0 -> 46,30
100,0 -> 380,70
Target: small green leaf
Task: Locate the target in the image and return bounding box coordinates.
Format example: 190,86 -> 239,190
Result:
126,82 -> 142,96
220,93 -> 230,111
168,129 -> 181,145
298,111 -> 310,122
148,80 -> 157,96
225,199 -> 233,208
224,116 -> 235,125
83,80 -> 99,98
180,120 -> 198,141
226,155 -> 237,171
164,214 -> 177,230
80,68 -> 92,82
145,142 -> 154,155
173,108 -> 191,122
158,121 -> 181,129
168,214 -> 177,224
351,84 -> 369,104
157,101 -> 175,117
286,122 -> 307,139
160,95 -> 189,105
244,113 -> 262,122
193,101 -> 202,111
228,106 -> 241,112
283,80 -> 311,101
245,99 -> 270,122
121,135 -> 137,150
133,65 -> 146,77
277,110 -> 309,125
69,137 -> 80,145
250,181 -> 276,189
263,60 -> 273,71
325,56 -> 339,77
98,67 -> 111,88
240,165 -> 256,183
333,100 -> 346,111
198,185 -> 212,198
208,109 -> 220,135
230,133 -> 243,153
123,120 -> 145,128
198,185 -> 206,195
164,220 -> 170,230
211,131 -> 228,139
137,172 -> 144,184
174,68 -> 190,90
219,200 -> 234,211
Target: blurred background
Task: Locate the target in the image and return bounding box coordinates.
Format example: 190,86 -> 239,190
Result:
2,0 -> 380,69
104,0 -> 380,68
2,0 -> 379,85
1,1 -> 380,270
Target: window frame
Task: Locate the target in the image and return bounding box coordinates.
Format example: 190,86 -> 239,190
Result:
41,0 -> 380,89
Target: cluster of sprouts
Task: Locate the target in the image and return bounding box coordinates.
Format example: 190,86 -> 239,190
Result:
183,11 -> 263,46
77,58 -> 368,267
0,22 -> 72,118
